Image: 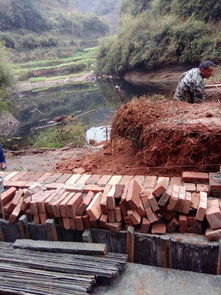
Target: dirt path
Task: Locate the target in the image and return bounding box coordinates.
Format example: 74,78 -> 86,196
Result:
6,147 -> 95,173
14,71 -> 94,93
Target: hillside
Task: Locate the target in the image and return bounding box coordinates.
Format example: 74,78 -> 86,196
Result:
0,0 -> 122,62
97,0 -> 221,75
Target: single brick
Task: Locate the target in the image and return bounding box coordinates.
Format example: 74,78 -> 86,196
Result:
182,192 -> 191,215
152,180 -> 168,198
126,179 -> 142,211
108,209 -> 115,223
66,192 -> 83,218
139,217 -> 150,233
99,214 -> 108,228
100,184 -> 112,214
196,191 -> 207,221
104,222 -> 121,233
86,192 -> 102,221
167,217 -> 179,233
77,191 -> 94,216
179,215 -> 187,233
1,187 -> 16,206
158,186 -> 172,207
182,171 -> 209,184
167,185 -> 179,211
74,216 -> 84,231
115,206 -> 122,223
191,192 -> 200,209
186,216 -> 202,234
148,193 -> 160,212
206,206 -> 221,230
205,227 -> 221,241
128,210 -> 141,225
183,183 -> 196,192
108,175 -> 122,185
151,223 -> 166,234
174,186 -> 186,212
107,186 -> 116,210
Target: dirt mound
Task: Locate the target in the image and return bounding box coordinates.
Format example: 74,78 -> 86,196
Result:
111,98 -> 221,173
56,98 -> 221,175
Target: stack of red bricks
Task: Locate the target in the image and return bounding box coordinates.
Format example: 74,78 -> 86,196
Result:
0,170 -> 221,240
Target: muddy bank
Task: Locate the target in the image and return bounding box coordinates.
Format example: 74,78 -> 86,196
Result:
123,65 -> 188,90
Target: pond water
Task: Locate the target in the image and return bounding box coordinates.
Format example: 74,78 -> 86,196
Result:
10,78 -> 168,146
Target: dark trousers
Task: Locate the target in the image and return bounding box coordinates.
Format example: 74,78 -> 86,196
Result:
0,145 -> 5,163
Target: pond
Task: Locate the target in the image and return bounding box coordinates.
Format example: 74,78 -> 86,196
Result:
10,78 -> 169,146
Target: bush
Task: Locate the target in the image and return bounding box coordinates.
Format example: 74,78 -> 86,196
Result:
0,46 -> 14,89
97,0 -> 221,75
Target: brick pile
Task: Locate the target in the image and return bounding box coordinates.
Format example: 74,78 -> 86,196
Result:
0,170 -> 221,240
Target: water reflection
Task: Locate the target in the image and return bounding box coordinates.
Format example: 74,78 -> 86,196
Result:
10,79 -> 167,145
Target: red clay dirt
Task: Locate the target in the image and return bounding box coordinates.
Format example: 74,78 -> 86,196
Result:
56,98 -> 221,176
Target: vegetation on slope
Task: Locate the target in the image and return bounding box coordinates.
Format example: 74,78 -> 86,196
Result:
97,0 -> 221,75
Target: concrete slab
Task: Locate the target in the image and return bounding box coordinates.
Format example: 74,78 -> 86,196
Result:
95,263 -> 221,295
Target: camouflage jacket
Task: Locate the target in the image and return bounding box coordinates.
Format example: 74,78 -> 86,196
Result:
174,68 -> 205,103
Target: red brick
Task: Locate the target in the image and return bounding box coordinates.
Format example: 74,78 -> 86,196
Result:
134,175 -> 145,187
108,209 -> 115,223
46,189 -> 66,216
86,175 -> 101,185
74,216 -> 84,231
209,173 -> 221,191
99,214 -> 108,228
196,191 -> 207,221
119,175 -> 133,185
45,183 -> 64,190
37,190 -> 54,214
170,177 -> 182,186
104,222 -> 121,233
77,191 -> 94,216
143,176 -> 157,189
205,227 -> 221,241
158,186 -> 172,207
86,192 -> 102,221
182,192 -> 191,215
66,192 -> 83,217
160,208 -> 176,221
148,193 -> 159,212
0,187 -> 16,206
119,185 -> 130,216
196,184 -> 209,192
8,189 -> 24,214
206,204 -> 221,230
56,174 -> 72,183
167,217 -> 179,233
76,174 -> 91,185
183,183 -> 196,192
59,192 -> 75,217
82,214 -> 91,228
167,185 -> 179,211
108,175 -> 122,185
140,217 -> 150,233
65,174 -> 81,185
37,173 -> 53,183
126,179 -> 142,211
128,210 -> 141,225
100,185 -> 111,214
115,206 -> 122,223
33,214 -> 40,225
151,223 -> 166,234
114,184 -> 125,199
63,218 -> 71,230
107,186 -> 116,210
83,184 -> 104,193
97,175 -> 112,186
186,216 -> 202,234
4,172 -> 19,181
9,198 -> 23,223
51,191 -> 70,217
191,192 -> 200,209
69,218 -> 76,230
174,186 -> 186,212
182,171 -> 209,184
157,177 -> 170,187
39,213 -> 47,225
136,198 -> 146,217
179,215 -> 187,233
152,180 -> 168,198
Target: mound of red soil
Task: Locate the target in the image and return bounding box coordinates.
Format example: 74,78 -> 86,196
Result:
56,99 -> 221,175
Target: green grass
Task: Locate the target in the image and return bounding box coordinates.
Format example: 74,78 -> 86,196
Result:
32,123 -> 85,149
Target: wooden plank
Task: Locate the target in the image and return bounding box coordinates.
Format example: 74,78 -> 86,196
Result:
13,239 -> 107,255
127,226 -> 134,263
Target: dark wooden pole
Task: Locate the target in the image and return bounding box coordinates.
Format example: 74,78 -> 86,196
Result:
127,226 -> 134,263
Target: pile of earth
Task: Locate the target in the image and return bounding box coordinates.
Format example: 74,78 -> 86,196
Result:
56,98 -> 221,176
